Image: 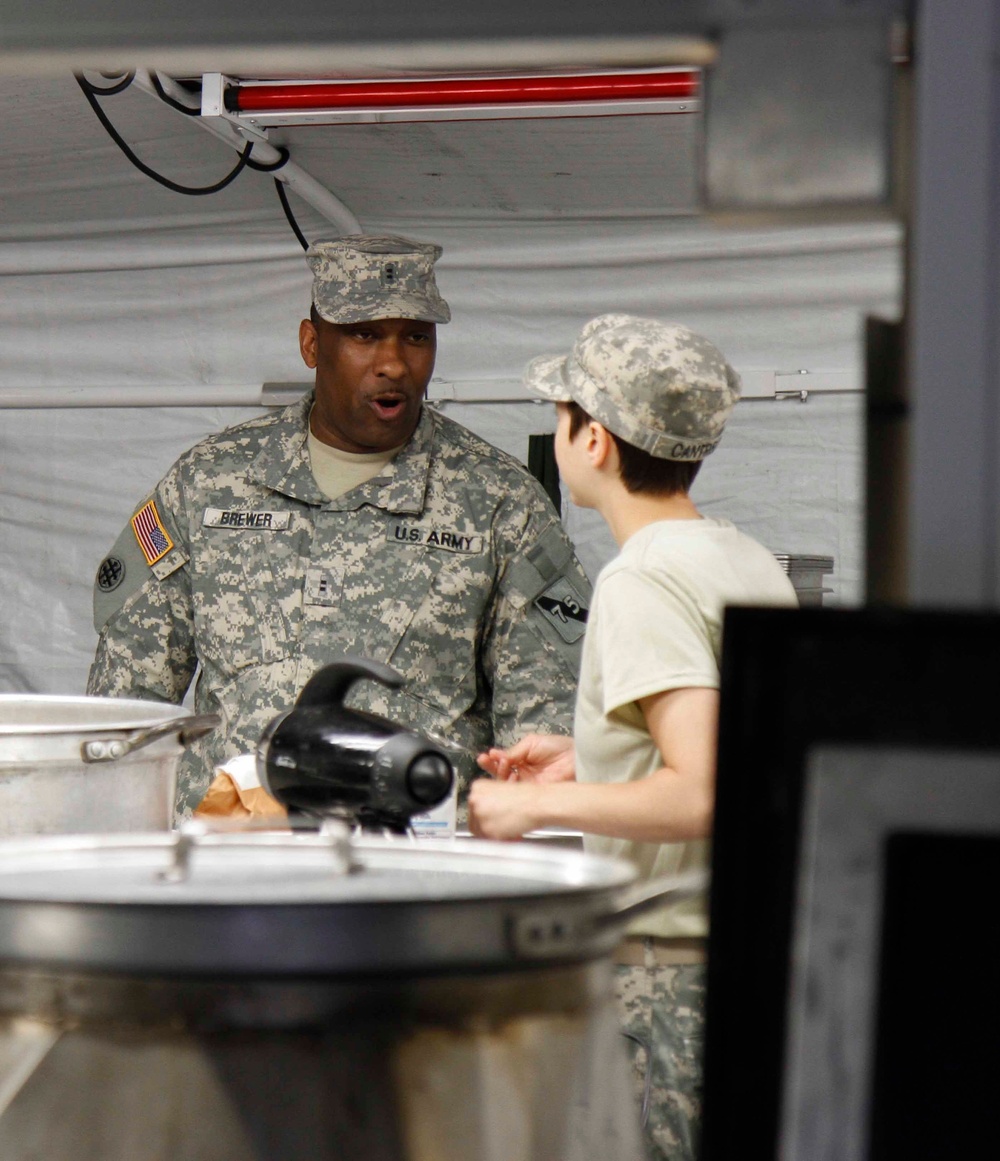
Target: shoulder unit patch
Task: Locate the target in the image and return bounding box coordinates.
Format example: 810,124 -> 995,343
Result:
96,556 -> 125,592
534,578 -> 589,644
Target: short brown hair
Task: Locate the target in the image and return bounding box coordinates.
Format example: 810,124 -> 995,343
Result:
565,401 -> 701,496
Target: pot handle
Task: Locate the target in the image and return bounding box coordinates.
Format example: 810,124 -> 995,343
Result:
81,712 -> 221,763
507,868 -> 710,960
593,868 -> 710,930
156,817 -> 353,883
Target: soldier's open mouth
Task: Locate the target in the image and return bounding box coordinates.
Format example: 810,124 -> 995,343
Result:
370,394 -> 406,419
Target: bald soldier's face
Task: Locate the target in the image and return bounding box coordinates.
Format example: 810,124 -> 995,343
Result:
299,316 -> 436,453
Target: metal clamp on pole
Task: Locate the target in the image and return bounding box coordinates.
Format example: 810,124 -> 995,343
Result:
131,69 -> 361,236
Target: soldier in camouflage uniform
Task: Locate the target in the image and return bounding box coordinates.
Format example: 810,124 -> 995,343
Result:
468,314 -> 797,1160
88,235 -> 591,815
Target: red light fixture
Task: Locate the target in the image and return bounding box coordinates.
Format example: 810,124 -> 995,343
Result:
220,70 -> 700,126
232,71 -> 699,112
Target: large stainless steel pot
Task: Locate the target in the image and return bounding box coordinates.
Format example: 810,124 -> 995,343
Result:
0,695 -> 218,834
0,829 -> 705,1161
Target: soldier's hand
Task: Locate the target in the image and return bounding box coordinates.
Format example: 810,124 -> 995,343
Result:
467,778 -> 543,841
476,733 -> 576,783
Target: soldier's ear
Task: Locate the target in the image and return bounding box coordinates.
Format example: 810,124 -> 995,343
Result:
587,422 -> 614,470
299,319 -> 319,369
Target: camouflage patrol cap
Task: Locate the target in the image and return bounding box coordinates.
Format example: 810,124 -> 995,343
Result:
307,235 -> 451,325
523,313 -> 740,461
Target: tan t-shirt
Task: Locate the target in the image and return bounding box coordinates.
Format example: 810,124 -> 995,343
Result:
307,423 -> 404,501
575,517 -> 798,937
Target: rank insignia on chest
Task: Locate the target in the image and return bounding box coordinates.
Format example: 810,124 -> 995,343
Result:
131,500 -> 174,566
388,523 -> 484,554
304,567 -> 342,607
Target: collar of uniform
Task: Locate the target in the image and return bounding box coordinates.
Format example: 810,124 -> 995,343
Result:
324,407 -> 432,515
245,391 -> 432,514
245,393 -> 326,504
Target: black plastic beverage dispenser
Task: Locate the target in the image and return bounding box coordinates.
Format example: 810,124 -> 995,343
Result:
256,658 -> 455,832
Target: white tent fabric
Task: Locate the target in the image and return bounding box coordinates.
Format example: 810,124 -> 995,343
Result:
1,217 -> 899,395
0,215 -> 899,696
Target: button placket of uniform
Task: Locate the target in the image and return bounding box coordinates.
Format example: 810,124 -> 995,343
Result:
299,505 -> 345,613
292,504 -> 374,694
238,530 -> 297,665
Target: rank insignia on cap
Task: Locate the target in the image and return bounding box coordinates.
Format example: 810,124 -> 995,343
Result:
131,499 -> 174,566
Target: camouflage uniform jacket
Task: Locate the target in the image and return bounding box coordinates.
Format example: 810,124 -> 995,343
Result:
88,395 -> 591,814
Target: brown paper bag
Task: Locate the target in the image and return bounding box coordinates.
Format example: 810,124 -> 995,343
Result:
193,771 -> 288,821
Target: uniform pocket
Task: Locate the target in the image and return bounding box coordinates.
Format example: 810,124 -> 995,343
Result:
192,531 -> 294,672
381,549 -> 491,718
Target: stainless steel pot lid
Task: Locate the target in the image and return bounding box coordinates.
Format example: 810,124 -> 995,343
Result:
0,829 -> 652,977
0,695 -> 209,765
0,695 -> 193,734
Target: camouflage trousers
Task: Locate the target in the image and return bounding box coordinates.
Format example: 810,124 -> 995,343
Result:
614,956 -> 707,1161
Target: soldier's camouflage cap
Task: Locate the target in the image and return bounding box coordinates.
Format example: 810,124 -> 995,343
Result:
523,313 -> 741,461
307,234 -> 451,325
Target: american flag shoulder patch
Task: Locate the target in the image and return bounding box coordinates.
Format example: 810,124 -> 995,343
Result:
131,499 -> 174,566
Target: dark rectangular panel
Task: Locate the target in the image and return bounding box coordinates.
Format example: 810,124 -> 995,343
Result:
908,0 -> 1000,606
702,605 -> 1000,1161
871,832 -> 1000,1160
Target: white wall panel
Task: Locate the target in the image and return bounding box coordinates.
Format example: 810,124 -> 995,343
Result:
0,217 -> 899,695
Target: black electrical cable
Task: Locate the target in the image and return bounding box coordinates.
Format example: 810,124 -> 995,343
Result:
148,70 -> 201,116
87,70 -> 136,96
247,147 -> 290,173
144,72 -> 290,177
75,71 -> 254,196
274,178 -> 311,251
77,68 -> 311,251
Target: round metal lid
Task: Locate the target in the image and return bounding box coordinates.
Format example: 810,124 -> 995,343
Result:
0,694 -> 192,735
0,695 -> 197,765
0,831 -> 639,977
